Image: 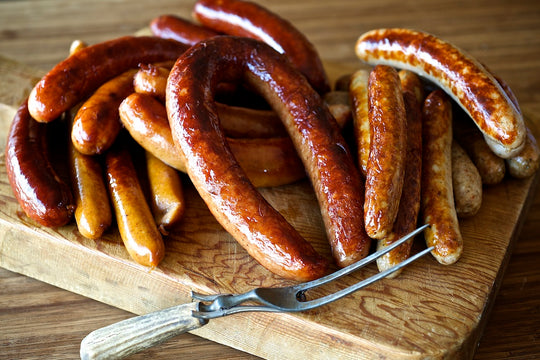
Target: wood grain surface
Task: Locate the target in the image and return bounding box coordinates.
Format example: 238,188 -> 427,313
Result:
1,0 -> 539,359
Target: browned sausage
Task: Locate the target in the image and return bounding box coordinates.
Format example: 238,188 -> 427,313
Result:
5,100 -> 74,227
451,140 -> 482,218
376,90 -> 422,276
150,14 -> 219,46
105,139 -> 165,268
364,65 -> 407,240
506,127 -> 540,178
349,69 -> 370,177
71,69 -> 137,155
193,0 -> 330,94
28,36 -> 188,123
118,92 -> 306,187
398,69 -> 424,104
167,36 -> 369,277
421,90 -> 463,265
355,28 -> 526,158
322,91 -> 352,129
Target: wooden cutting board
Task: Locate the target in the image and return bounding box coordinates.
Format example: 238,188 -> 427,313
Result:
0,54 -> 538,360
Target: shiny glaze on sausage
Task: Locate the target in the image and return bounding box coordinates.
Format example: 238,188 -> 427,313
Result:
355,28 -> 526,158
349,69 -> 370,177
167,36 -> 368,277
150,14 -> 220,46
28,36 -> 187,123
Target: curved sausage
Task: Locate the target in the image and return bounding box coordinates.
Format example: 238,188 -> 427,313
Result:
118,92 -> 306,187
376,90 -> 422,276
364,65 -> 407,240
105,140 -> 165,268
506,127 -> 540,179
421,90 -> 463,265
355,28 -> 526,158
166,36 -> 368,277
193,0 -> 330,94
28,36 -> 188,123
451,141 -> 482,218
5,100 -> 74,227
349,69 -> 370,177
150,14 -> 219,46
71,69 -> 137,155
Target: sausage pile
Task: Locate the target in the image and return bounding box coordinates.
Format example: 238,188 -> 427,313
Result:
4,0 -> 540,280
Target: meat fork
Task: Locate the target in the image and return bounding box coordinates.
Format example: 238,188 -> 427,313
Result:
80,224 -> 431,360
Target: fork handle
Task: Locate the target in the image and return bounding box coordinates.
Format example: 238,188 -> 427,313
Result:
80,301 -> 207,360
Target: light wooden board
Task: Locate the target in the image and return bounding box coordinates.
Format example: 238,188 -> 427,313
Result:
0,54 -> 538,360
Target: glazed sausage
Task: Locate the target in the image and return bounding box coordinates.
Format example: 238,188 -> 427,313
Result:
72,69 -> 137,155
150,14 -> 219,46
451,141 -> 482,218
119,92 -> 306,187
145,151 -> 185,235
193,0 -> 330,94
349,69 -> 370,177
28,36 -> 188,123
506,127 -> 540,179
355,28 -> 526,158
167,36 -> 368,277
421,90 -> 463,265
364,65 -> 407,240
398,69 -> 424,104
5,100 -> 74,227
105,140 -> 165,268
376,90 -> 422,276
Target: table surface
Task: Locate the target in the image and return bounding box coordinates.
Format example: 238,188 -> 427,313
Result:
0,0 -> 539,359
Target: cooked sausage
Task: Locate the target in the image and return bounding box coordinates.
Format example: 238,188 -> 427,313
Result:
105,139 -> 165,268
506,127 -> 540,179
355,28 -> 526,158
451,140 -> 482,218
376,90 -> 422,276
145,151 -> 185,235
398,69 -> 424,104
119,92 -> 306,187
349,69 -> 370,177
71,69 -> 137,155
150,14 -> 219,46
167,36 -> 368,277
421,90 -> 463,265
322,91 -> 352,129
28,36 -> 188,123
5,100 -> 74,227
364,65 -> 407,240
193,0 -> 330,94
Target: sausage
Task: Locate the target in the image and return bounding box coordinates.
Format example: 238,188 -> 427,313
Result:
349,69 -> 370,177
105,139 -> 165,268
5,100 -> 74,227
119,92 -> 306,187
167,36 -> 368,277
132,63 -> 287,138
421,90 -> 463,265
376,90 -> 422,276
145,151 -> 185,235
322,91 -> 352,129
364,65 -> 407,240
193,0 -> 330,94
355,28 -> 526,159
451,140 -> 482,218
71,69 -> 137,155
28,36 -> 188,123
398,69 -> 424,104
506,127 -> 540,179
150,14 -> 219,46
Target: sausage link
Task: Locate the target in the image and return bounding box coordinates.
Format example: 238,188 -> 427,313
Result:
322,91 -> 352,129
105,140 -> 165,268
28,36 -> 188,123
349,69 -> 370,177
71,69 -> 137,155
364,65 -> 407,240
150,14 -> 220,46
398,69 -> 424,104
119,92 -> 306,187
376,90 -> 422,276
506,127 -> 540,179
167,36 -> 368,276
451,141 -> 482,218
193,0 -> 330,94
5,100 -> 74,227
355,28 -> 526,158
421,90 -> 463,265
145,151 -> 185,235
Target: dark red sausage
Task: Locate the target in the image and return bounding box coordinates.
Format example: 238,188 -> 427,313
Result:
150,14 -> 220,46
5,100 -> 74,227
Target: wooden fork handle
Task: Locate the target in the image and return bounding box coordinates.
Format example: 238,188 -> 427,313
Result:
80,301 -> 207,360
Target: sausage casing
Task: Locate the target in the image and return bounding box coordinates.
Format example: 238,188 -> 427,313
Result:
451,141 -> 482,218
349,69 -> 370,177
